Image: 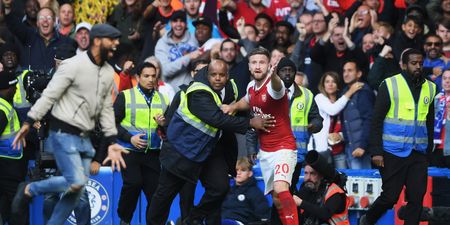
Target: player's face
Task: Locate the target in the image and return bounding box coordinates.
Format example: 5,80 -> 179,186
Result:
249,54 -> 270,81
303,165 -> 322,191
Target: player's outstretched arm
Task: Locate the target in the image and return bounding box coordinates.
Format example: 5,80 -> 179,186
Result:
221,97 -> 250,115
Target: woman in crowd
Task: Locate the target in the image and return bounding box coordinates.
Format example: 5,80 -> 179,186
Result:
310,71 -> 362,169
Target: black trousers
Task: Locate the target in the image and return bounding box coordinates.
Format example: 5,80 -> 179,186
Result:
366,151 -> 428,225
0,157 -> 28,225
147,149 -> 230,225
117,150 -> 161,223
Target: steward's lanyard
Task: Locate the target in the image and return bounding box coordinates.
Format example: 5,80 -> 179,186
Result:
137,86 -> 154,107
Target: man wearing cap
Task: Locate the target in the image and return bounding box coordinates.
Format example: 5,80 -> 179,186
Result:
0,70 -> 27,225
193,16 -> 213,46
293,150 -> 350,225
155,10 -> 202,92
74,22 -> 92,54
10,24 -> 128,225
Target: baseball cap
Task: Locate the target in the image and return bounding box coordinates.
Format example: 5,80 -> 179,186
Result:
170,10 -> 187,23
75,22 -> 92,33
193,16 -> 213,30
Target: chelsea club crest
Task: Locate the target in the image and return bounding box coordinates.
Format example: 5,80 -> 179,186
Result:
67,179 -> 109,225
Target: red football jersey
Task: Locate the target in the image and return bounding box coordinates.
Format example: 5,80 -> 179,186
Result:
246,78 -> 296,152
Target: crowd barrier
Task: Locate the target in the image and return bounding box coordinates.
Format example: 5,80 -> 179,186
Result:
27,167 -> 450,225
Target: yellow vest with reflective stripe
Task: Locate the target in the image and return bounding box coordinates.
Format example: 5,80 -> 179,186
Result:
290,86 -> 313,152
230,79 -> 238,103
0,97 -> 22,159
13,70 -> 32,109
119,87 -> 169,152
177,82 -> 222,137
383,74 -> 436,156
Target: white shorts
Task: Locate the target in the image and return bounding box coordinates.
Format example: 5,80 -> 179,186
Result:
258,149 -> 297,195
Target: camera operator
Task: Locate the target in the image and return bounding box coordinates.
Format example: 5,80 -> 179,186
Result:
293,150 -> 350,225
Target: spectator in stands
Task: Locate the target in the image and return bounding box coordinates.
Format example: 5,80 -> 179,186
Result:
362,33 -> 375,54
284,0 -> 306,27
4,4 -> 74,72
108,0 -> 145,64
193,16 -> 217,47
392,15 -> 423,62
0,43 -> 19,74
219,39 -> 251,98
290,12 -> 324,94
430,69 -> 450,168
274,21 -> 295,54
255,13 -> 276,51
341,61 -> 374,169
295,71 -> 308,87
426,0 -> 450,26
221,158 -> 271,225
436,18 -> 450,58
423,34 -> 449,91
23,0 -> 39,29
270,47 -> 287,67
310,71 -> 362,168
349,5 -> 374,47
225,0 -> 276,27
311,15 -> 368,79
155,10 -> 201,91
74,22 -> 91,54
182,0 -> 222,38
57,3 -> 75,37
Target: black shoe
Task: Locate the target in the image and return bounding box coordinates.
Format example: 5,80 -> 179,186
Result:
11,182 -> 32,217
398,206 -> 431,221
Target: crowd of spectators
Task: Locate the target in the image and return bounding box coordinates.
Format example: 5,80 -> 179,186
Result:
1,0 -> 450,169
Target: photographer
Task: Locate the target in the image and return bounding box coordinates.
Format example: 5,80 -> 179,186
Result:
293,150 -> 350,225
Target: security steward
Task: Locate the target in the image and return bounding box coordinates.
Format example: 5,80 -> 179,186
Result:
114,62 -> 169,224
361,48 -> 436,225
293,150 -> 350,225
147,59 -> 274,225
0,70 -> 26,225
271,57 -> 323,225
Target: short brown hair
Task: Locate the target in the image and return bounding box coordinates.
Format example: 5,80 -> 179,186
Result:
375,22 -> 394,35
236,157 -> 253,171
318,71 -> 342,97
247,47 -> 270,61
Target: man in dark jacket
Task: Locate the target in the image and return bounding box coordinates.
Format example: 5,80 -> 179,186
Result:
4,3 -> 74,72
361,48 -> 436,225
341,61 -> 375,169
147,59 -> 273,225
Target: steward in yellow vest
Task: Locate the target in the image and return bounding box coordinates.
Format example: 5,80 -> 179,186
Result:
0,70 -> 28,224
361,49 -> 436,225
114,62 -> 169,224
277,57 -> 323,190
147,59 -> 274,225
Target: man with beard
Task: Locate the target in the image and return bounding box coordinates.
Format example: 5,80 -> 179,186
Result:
293,150 -> 350,225
74,22 -> 92,54
284,0 -> 306,27
10,24 -> 128,225
23,0 -> 39,29
423,34 -> 448,91
360,48 -> 436,225
274,21 -> 295,54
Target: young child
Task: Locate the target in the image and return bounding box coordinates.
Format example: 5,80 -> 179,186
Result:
221,158 -> 271,225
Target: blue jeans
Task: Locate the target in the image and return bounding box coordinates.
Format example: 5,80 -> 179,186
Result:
28,130 -> 94,225
332,152 -> 348,169
43,188 -> 91,225
345,146 -> 372,169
